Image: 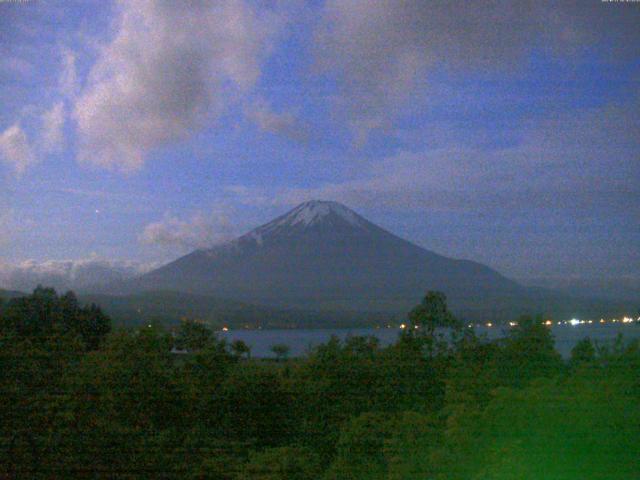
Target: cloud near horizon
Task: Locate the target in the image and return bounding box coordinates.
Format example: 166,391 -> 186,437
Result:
140,209 -> 238,251
0,257 -> 156,293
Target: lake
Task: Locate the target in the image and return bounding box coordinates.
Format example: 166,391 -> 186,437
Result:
219,323 -> 640,359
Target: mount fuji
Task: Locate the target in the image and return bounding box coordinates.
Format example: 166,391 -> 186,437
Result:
115,200 -> 575,321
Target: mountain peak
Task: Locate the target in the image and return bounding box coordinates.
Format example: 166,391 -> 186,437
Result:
283,200 -> 364,228
237,200 -> 371,246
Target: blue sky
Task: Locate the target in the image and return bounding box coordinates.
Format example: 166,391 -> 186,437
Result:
0,0 -> 639,288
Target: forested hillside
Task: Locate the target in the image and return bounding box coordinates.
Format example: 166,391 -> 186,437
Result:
1,287 -> 638,478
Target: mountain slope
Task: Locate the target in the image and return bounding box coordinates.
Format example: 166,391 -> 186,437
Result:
119,200 -> 550,320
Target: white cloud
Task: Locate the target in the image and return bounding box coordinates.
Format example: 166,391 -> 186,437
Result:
0,123 -> 35,177
1,101 -> 67,176
73,0 -> 284,171
140,209 -> 237,251
41,101 -> 65,153
0,257 -> 156,292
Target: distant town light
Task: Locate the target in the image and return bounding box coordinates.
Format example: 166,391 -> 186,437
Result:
569,319 -> 580,326
400,323 -> 406,330
222,326 -> 229,332
486,322 -> 493,327
544,320 -> 553,326
509,321 -> 517,327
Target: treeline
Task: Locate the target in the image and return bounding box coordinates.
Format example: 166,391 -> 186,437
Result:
78,291 -> 395,330
0,287 -> 638,478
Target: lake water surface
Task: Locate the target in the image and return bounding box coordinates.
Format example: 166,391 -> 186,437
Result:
220,323 -> 640,359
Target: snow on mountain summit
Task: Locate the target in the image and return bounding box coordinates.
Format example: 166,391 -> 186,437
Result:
233,200 -> 370,247
277,200 -> 365,228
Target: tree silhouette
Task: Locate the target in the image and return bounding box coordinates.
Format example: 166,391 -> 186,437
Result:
270,343 -> 290,361
408,291 -> 460,335
1,287 -> 111,350
231,339 -> 251,359
175,318 -> 212,351
570,337 -> 596,368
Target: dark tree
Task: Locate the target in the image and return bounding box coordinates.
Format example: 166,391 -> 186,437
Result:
0,287 -> 111,350
408,291 -> 460,335
216,364 -> 295,446
231,339 -> 252,359
570,337 -> 596,367
499,314 -> 564,387
175,318 -> 213,351
271,343 -> 290,361
238,446 -> 321,480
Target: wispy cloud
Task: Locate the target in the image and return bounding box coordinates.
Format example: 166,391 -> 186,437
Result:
314,0 -> 640,143
245,97 -> 312,144
238,101 -> 640,218
40,101 -> 65,153
58,47 -> 78,99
